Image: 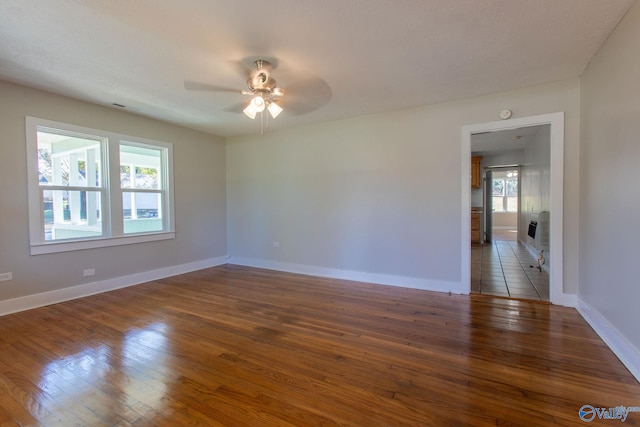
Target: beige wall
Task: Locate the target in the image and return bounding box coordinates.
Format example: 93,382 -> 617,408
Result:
493,213 -> 517,228
580,2 -> 640,350
0,81 -> 227,301
0,76 -> 583,302
227,78 -> 581,293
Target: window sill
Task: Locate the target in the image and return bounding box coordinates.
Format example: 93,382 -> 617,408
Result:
30,231 -> 175,255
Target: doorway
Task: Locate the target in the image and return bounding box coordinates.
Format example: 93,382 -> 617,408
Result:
484,166 -> 520,244
461,113 -> 564,304
472,129 -> 549,301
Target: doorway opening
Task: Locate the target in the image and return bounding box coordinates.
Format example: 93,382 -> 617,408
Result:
461,113 -> 564,304
473,129 -> 549,301
485,166 -> 520,244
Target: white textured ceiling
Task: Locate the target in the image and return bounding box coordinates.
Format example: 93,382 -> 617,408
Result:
0,0 -> 634,137
472,125 -> 548,154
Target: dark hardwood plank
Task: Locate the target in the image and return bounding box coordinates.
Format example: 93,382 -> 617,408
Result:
0,264 -> 638,426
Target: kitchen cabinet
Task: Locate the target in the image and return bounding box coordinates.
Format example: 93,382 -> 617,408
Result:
471,156 -> 482,189
471,212 -> 482,243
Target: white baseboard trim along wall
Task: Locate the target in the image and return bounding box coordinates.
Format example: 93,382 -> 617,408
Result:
0,257 -> 228,316
577,296 -> 640,383
560,293 -> 578,308
230,257 -> 468,295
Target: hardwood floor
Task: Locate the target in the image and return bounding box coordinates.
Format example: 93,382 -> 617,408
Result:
0,265 -> 638,426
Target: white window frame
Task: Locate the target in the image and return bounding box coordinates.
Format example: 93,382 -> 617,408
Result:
26,116 -> 175,255
491,170 -> 519,213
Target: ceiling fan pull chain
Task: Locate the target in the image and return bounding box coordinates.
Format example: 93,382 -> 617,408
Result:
265,104 -> 270,131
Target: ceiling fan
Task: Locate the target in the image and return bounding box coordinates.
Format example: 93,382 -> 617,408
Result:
185,57 -> 333,133
240,59 -> 284,120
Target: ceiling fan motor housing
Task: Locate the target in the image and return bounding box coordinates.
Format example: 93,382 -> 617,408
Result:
247,60 -> 279,94
248,75 -> 277,92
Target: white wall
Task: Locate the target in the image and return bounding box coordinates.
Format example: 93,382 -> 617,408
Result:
479,150 -> 525,168
519,126 -> 551,256
227,78 -> 581,293
0,81 -> 227,303
579,1 -> 640,371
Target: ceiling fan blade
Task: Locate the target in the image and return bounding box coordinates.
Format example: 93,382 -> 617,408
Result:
281,77 -> 332,115
222,101 -> 248,114
227,60 -> 252,80
184,80 -> 239,93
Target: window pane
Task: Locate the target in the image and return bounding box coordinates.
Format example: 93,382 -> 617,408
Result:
120,144 -> 162,189
120,165 -> 131,188
506,178 -> 518,196
43,190 -> 102,240
492,179 -> 504,196
37,130 -> 101,187
123,192 -> 163,234
492,196 -> 504,212
134,166 -> 159,189
507,197 -> 518,212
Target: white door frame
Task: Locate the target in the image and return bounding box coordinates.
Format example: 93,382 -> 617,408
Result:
461,112 -> 564,304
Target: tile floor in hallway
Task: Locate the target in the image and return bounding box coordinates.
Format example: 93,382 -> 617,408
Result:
471,229 -> 549,301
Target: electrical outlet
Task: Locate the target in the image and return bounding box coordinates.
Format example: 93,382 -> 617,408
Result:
273,241 -> 280,248
83,268 -> 95,277
0,272 -> 13,281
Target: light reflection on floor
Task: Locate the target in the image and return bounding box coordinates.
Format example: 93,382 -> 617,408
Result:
39,322 -> 170,421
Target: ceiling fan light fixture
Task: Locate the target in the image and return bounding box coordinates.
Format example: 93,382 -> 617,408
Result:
267,101 -> 283,118
251,95 -> 265,112
243,104 -> 257,119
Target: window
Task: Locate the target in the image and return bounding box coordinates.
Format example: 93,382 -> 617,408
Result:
26,117 -> 174,255
120,143 -> 165,234
492,170 -> 518,213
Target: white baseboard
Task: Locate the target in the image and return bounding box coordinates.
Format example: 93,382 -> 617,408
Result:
559,292 -> 578,308
576,296 -> 640,383
229,257 -> 466,294
0,256 -> 228,316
